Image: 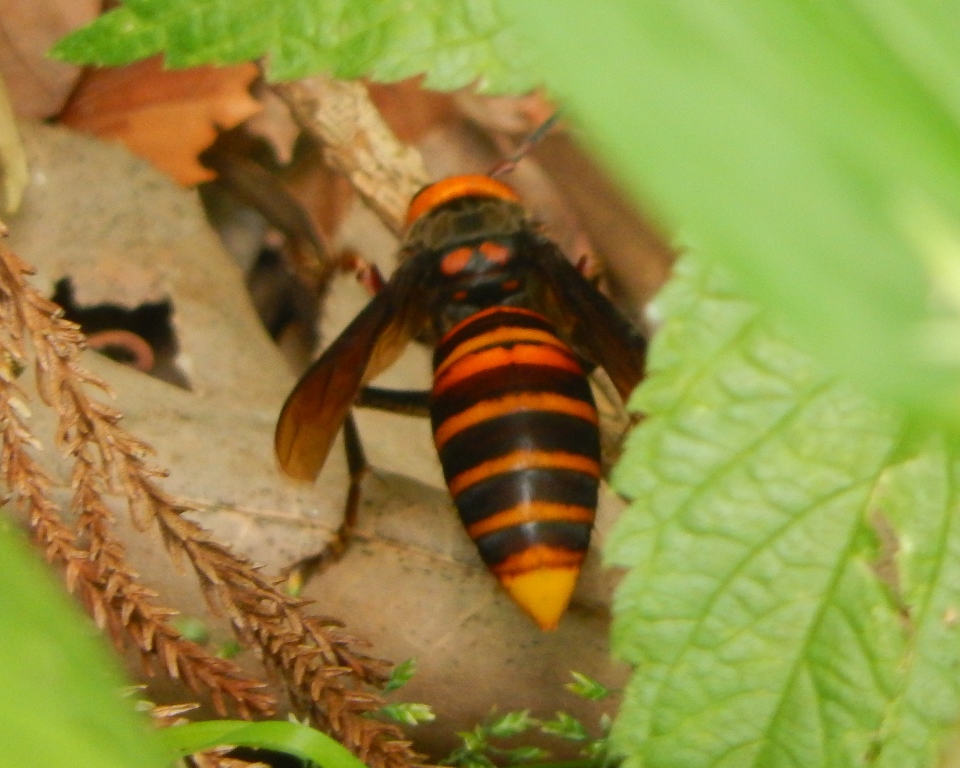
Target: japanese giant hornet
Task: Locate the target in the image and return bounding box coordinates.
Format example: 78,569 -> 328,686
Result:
275,174 -> 647,630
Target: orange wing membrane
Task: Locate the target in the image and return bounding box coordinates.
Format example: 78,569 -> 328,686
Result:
275,254 -> 430,481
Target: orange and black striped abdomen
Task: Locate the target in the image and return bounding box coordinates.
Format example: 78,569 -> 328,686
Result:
430,306 -> 600,629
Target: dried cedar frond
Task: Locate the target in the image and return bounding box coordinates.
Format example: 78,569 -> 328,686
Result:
0,237 -> 276,717
0,231 -> 426,768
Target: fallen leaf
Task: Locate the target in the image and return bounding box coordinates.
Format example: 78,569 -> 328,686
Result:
59,56 -> 262,185
366,78 -> 458,145
243,82 -> 300,166
0,0 -> 99,119
453,91 -> 557,136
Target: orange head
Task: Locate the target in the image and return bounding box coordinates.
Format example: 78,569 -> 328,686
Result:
405,175 -> 521,230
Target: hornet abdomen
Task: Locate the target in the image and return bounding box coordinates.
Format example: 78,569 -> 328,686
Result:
430,305 -> 601,629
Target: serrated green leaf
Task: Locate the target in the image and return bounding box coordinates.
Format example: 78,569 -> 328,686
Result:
0,520 -> 167,768
52,0 -> 537,93
869,441 -> 960,768
508,2 -> 960,430
606,256 -> 908,767
488,709 -> 538,738
50,6 -> 164,66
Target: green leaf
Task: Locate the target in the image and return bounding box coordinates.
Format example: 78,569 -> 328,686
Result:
606,256 -> 908,767
540,712 -> 589,742
458,726 -> 489,753
565,672 -> 611,701
460,756 -> 496,768
0,519 -> 167,768
503,746 -> 550,764
508,1 -> 960,429
50,6 -> 164,66
581,738 -> 611,761
377,702 -> 436,727
382,657 -> 416,693
868,440 -> 960,768
158,719 -> 366,768
444,742 -> 496,768
173,615 -> 209,644
51,0 -> 536,93
488,709 -> 539,738
217,639 -> 243,659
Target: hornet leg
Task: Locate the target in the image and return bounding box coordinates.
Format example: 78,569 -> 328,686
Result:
284,412 -> 368,593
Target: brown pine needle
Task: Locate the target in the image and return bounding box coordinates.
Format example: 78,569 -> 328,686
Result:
0,244 -> 275,720
0,232 -> 426,768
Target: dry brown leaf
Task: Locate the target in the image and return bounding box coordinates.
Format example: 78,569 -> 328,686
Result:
0,0 -> 100,119
60,56 -> 262,185
453,91 -> 557,137
274,77 -> 430,235
243,81 -> 300,166
365,78 -> 458,145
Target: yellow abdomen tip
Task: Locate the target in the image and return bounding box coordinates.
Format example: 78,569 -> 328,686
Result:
500,566 -> 580,631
